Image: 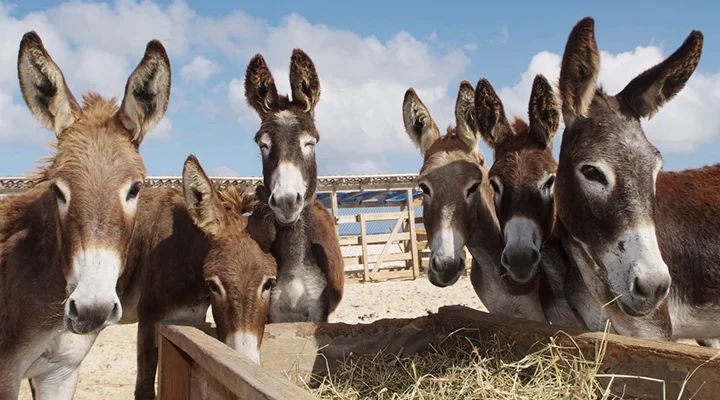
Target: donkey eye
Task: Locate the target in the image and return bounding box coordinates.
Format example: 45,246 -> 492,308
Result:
489,179 -> 501,194
466,182 -> 480,197
262,277 -> 277,292
50,183 -> 66,204
543,175 -> 555,190
304,141 -> 316,148
207,279 -> 222,296
580,165 -> 608,185
126,181 -> 142,201
418,183 -> 431,196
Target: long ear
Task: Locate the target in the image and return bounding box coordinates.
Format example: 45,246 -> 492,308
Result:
17,31 -> 80,137
289,49 -> 321,116
455,80 -> 479,150
558,17 -> 600,126
118,39 -> 171,146
528,74 -> 560,148
183,155 -> 225,235
617,30 -> 703,119
245,54 -> 279,118
474,78 -> 511,151
402,88 -> 440,156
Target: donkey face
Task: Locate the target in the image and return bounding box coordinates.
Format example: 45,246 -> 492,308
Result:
244,50 -> 321,225
18,32 -> 170,334
403,81 -> 497,287
556,17 -> 703,316
477,75 -> 560,283
183,155 -> 277,363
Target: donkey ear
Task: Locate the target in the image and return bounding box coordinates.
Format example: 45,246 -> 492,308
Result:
118,39 -> 171,146
244,54 -> 280,118
402,88 -> 440,156
17,31 -> 80,138
528,74 -> 560,148
182,155 -> 225,235
558,17 -> 600,126
289,49 -> 321,115
455,80 -> 479,150
474,78 -> 510,150
617,30 -> 703,119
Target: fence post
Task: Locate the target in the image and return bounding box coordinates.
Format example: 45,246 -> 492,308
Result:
330,190 -> 340,236
360,213 -> 369,282
406,189 -> 420,279
157,330 -> 192,399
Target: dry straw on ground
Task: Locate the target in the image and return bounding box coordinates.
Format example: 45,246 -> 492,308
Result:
300,326 -> 625,400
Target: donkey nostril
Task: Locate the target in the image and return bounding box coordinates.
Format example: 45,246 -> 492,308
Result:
501,252 -> 510,267
530,249 -> 540,265
269,194 -> 277,208
68,299 -> 79,320
633,276 -> 649,298
295,192 -> 302,204
656,279 -> 670,299
110,302 -> 121,319
457,259 -> 465,272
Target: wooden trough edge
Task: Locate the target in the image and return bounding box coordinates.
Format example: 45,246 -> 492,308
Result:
157,323 -> 317,400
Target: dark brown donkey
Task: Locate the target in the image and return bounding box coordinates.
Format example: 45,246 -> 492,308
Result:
475,74 -> 585,329
555,17 -> 719,341
243,50 -> 344,322
0,32 -> 170,399
402,81 -> 547,322
123,155 -> 278,399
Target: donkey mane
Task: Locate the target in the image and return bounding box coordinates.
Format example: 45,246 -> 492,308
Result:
28,92 -> 121,187
217,186 -> 257,219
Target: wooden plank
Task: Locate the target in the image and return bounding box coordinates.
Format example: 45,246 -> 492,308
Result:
407,189 -> 420,279
191,362 -> 235,400
362,212 -> 406,222
338,232 -> 412,246
330,191 -> 339,236
158,324 -> 317,400
359,214 -> 369,282
335,215 -> 358,224
370,212 -> 407,279
157,334 -> 192,400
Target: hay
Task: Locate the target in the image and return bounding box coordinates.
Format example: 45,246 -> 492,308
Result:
299,327 -> 619,400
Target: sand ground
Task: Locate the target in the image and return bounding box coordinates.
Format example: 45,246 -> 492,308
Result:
18,276 -> 486,399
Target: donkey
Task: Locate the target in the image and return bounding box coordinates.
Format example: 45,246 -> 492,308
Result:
402,80 -> 547,322
474,74 -> 585,329
243,49 -> 344,323
555,17 -> 719,341
0,32 -> 170,399
122,155 -> 278,399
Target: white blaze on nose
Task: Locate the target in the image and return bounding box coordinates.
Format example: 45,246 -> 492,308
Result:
271,162 -> 306,201
66,247 -> 123,324
504,217 -> 541,251
430,205 -> 464,260
601,224 -> 670,297
226,331 -> 261,364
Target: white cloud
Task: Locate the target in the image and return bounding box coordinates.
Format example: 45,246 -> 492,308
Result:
181,56 -> 220,84
496,45 -> 720,155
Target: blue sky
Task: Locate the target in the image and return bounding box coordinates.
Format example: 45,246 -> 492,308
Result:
0,0 -> 718,178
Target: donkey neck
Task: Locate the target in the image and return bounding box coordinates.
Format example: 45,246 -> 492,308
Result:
272,204 -> 313,276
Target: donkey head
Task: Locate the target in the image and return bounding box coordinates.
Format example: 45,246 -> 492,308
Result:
403,81 -> 498,287
556,17 -> 703,316
477,75 -> 560,283
244,50 -> 321,225
18,31 -> 170,334
182,155 -> 277,363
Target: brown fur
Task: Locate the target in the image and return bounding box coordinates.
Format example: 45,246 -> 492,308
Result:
1,32 -> 170,399
121,156 -> 277,399
244,50 -> 344,323
555,17 -> 714,342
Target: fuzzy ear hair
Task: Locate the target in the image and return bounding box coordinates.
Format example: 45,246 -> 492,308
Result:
182,155 -> 225,235
474,78 -> 511,151
289,49 -> 321,116
527,74 -> 560,148
402,88 -> 441,156
117,39 -> 172,146
17,31 -> 80,137
617,30 -> 703,119
455,80 -> 479,151
245,54 -> 280,118
558,16 -> 600,126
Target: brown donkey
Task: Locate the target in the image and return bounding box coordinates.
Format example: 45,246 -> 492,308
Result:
0,32 -> 170,399
243,50 -> 344,322
402,81 -> 546,322
122,155 -> 278,399
475,74 -> 585,329
555,17 -> 719,341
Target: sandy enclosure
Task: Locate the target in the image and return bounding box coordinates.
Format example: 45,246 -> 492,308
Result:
18,276 -> 486,400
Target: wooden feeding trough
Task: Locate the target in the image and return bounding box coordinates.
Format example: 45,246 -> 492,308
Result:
157,306 -> 720,400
